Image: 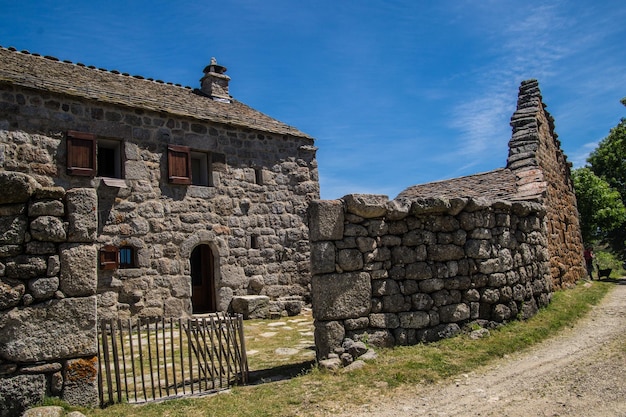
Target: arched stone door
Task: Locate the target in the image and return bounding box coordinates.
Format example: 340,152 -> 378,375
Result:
190,244 -> 216,313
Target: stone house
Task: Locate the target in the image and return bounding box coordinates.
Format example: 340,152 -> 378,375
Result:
0,46 -> 320,321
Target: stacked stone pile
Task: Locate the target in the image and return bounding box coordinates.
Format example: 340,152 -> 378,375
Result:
309,193 -> 553,360
0,171 -> 99,416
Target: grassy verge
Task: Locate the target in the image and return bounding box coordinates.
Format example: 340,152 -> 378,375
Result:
67,280 -> 611,416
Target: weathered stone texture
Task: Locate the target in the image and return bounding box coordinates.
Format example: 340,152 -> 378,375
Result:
0,178 -> 98,409
310,194 -> 553,358
0,297 -> 97,362
59,244 -> 97,296
0,374 -> 45,417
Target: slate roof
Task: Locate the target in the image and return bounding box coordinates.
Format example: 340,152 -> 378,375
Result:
397,79 -> 550,204
0,46 -> 312,139
397,168 -> 519,201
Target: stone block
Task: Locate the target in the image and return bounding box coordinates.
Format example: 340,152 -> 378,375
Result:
0,215 -> 27,245
28,200 -> 65,217
0,297 -> 97,362
311,272 -> 371,321
65,188 -> 97,242
438,303 -> 470,323
337,248 -> 363,272
30,216 -> 66,242
0,374 -> 45,417
343,194 -> 388,218
310,241 -> 336,275
0,171 -> 38,205
369,313 -> 399,328
62,357 -> 99,407
230,295 -> 269,319
308,200 -> 344,241
59,244 -> 97,297
0,277 -> 24,310
314,320 -> 345,359
399,311 -> 430,328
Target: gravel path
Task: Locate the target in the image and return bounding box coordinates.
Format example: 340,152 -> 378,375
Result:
339,281 -> 626,417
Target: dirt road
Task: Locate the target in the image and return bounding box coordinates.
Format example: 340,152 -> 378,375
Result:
341,281 -> 626,417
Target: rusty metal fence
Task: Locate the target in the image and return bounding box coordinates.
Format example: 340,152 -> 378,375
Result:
97,313 -> 248,406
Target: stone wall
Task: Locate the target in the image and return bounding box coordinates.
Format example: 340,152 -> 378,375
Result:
309,194 -> 553,359
506,79 -> 585,287
0,83 -> 318,319
0,171 -> 98,416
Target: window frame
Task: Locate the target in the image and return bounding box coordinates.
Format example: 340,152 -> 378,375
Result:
97,138 -> 123,178
190,150 -> 212,186
119,246 -> 136,269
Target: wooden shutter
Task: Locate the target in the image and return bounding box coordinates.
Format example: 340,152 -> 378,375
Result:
67,131 -> 96,176
168,145 -> 192,184
99,245 -> 119,270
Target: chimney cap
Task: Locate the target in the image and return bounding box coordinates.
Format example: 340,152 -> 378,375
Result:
204,57 -> 227,75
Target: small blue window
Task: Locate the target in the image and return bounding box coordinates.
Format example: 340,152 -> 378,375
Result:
119,246 -> 135,269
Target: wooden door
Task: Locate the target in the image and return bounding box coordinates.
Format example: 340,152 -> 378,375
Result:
190,244 -> 216,313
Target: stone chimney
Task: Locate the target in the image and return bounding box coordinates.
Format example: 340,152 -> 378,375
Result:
200,57 -> 231,102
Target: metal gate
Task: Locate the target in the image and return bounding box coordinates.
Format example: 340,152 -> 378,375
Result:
97,313 -> 248,406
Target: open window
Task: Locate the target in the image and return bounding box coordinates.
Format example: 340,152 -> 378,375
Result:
169,145 -> 222,186
191,151 -> 210,186
67,131 -> 123,178
67,131 -> 96,176
97,139 -> 122,178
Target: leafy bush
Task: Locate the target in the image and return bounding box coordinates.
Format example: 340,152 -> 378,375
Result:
594,250 -> 625,278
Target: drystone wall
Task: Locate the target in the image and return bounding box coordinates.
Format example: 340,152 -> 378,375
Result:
0,171 -> 98,416
309,194 -> 553,359
0,83 -> 318,319
506,79 -> 585,287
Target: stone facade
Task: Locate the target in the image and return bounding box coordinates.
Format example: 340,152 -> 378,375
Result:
309,80 -> 586,359
0,46 -> 319,320
0,171 -> 98,415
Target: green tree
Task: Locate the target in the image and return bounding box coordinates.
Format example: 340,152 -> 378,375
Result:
583,99 -> 626,254
572,167 -> 626,244
587,105 -> 626,204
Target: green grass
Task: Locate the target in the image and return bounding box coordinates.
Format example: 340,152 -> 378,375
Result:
58,280 -> 612,417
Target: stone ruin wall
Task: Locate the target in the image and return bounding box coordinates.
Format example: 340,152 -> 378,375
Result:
0,83 -> 319,320
507,80 -> 586,287
309,194 -> 553,359
0,171 -> 99,415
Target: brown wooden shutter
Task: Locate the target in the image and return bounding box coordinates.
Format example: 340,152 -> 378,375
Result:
67,131 -> 96,176
99,245 -> 119,270
168,145 -> 192,184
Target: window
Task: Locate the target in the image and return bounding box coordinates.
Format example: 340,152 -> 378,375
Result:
99,245 -> 136,270
97,139 -> 122,178
191,151 -> 210,186
169,145 -> 223,186
119,246 -> 136,269
99,245 -> 119,270
67,131 -> 96,176
67,131 -> 122,178
254,168 -> 264,185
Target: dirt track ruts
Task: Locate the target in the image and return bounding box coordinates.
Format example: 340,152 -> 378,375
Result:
334,281 -> 626,417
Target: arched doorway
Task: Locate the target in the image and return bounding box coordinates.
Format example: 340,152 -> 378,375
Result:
190,244 -> 216,313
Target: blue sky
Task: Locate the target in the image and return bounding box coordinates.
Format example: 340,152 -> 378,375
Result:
1,1 -> 624,199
